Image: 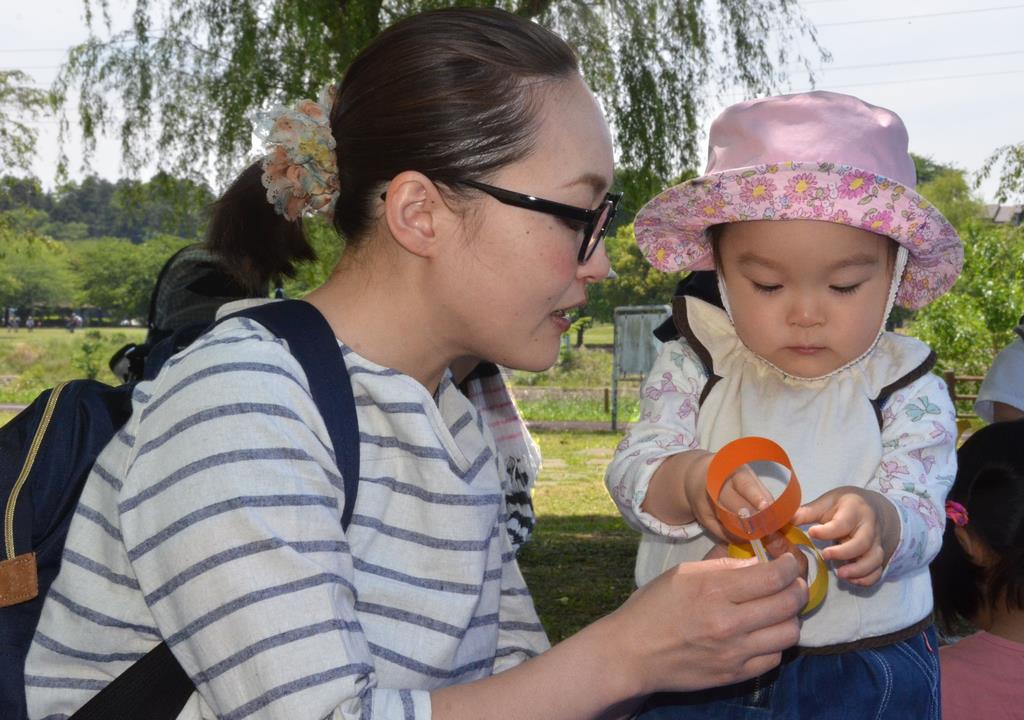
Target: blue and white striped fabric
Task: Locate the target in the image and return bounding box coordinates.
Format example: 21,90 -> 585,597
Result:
26,315 -> 549,719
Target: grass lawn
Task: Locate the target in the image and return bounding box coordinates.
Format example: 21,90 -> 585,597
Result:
0,327 -> 146,404
582,322 -> 613,345
518,430 -> 639,642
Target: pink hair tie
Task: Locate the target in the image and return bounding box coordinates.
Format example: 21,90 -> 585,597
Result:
945,500 -> 969,527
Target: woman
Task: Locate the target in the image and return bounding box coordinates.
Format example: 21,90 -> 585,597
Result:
27,8 -> 804,719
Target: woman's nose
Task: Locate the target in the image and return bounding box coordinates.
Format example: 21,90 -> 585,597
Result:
579,239 -> 611,283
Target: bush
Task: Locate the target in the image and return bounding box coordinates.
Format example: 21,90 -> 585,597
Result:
909,221 -> 1024,374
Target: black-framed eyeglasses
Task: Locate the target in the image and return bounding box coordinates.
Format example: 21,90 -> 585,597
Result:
383,179 -> 621,264
457,179 -> 621,264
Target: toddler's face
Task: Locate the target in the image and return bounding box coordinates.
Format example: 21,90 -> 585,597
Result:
717,219 -> 894,378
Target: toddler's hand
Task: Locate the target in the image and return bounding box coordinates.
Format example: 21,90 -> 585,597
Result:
790,487 -> 898,586
684,460 -> 773,544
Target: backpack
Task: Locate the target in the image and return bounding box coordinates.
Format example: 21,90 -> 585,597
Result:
0,300 -> 360,720
108,243 -> 266,385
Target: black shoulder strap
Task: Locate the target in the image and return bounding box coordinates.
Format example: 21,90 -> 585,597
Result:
70,299 -> 359,720
226,300 -> 361,529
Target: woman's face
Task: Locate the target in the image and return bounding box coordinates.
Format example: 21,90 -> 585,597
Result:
442,74 -> 614,372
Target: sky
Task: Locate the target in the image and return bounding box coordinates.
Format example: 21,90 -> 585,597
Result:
1,0 -> 1022,202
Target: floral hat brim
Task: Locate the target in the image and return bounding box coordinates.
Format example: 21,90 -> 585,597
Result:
634,161 -> 964,310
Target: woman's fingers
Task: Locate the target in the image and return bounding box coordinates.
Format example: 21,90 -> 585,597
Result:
634,556 -> 805,691
762,531 -> 809,579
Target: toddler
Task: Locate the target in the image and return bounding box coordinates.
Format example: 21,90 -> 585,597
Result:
606,91 -> 963,718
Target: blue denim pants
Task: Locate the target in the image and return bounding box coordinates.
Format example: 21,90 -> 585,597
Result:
637,626 -> 940,720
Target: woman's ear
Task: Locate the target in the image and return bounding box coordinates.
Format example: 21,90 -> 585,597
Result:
381,171 -> 451,258
954,526 -> 997,568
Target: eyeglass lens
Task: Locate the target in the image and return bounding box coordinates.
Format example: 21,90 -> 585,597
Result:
581,201 -> 613,262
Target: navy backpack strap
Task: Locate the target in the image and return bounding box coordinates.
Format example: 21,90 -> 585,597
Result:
70,300 -> 359,720
226,300 -> 360,528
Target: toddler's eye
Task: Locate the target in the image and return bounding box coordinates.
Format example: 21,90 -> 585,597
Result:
830,283 -> 862,295
752,282 -> 782,294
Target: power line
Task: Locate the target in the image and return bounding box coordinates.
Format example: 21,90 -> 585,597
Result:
818,4 -> 1024,27
799,67 -> 1024,91
818,49 -> 1024,72
0,48 -> 70,53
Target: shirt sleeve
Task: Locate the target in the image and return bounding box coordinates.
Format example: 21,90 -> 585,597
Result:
872,371 -> 958,581
117,326 -> 430,720
492,508 -> 550,673
974,337 -> 1024,422
604,340 -> 707,538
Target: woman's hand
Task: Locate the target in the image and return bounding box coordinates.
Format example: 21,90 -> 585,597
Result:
791,486 -> 899,586
613,554 -> 806,695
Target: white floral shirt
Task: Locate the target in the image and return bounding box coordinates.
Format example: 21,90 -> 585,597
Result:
606,297 -> 958,646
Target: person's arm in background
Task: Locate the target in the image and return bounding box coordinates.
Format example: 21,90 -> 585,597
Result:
975,335 -> 1024,424
992,401 -> 1024,423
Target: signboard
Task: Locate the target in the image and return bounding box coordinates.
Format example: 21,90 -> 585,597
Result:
611,305 -> 671,430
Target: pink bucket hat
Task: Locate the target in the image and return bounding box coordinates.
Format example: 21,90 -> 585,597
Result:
634,91 -> 963,309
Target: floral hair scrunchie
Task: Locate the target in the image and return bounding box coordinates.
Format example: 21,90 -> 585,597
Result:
253,83 -> 340,221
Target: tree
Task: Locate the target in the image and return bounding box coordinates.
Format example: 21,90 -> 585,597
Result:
585,223 -> 678,322
0,176 -> 53,213
69,236 -> 191,319
55,0 -> 825,195
0,220 -> 76,311
0,70 -> 51,173
977,142 -> 1024,203
909,221 -> 1024,375
911,153 -> 958,187
1,173 -> 214,242
916,168 -> 984,235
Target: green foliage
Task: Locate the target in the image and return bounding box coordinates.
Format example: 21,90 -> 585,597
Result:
515,392 -> 640,423
57,1 -> 823,184
917,169 -> 985,235
280,216 -> 345,297
911,153 -> 958,187
910,222 -> 1024,375
586,223 -> 678,322
1,173 -> 213,243
0,327 -> 145,403
0,176 -> 52,212
69,236 -> 191,319
0,70 -> 52,173
0,222 -> 76,311
511,346 -> 616,387
72,330 -> 107,379
977,142 -> 1024,204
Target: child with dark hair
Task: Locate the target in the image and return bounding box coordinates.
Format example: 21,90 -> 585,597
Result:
930,418 -> 1024,720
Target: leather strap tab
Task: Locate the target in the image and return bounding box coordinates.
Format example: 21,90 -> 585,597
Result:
0,552 -> 38,607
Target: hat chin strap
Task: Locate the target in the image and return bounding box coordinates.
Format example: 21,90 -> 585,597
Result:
716,245 -> 909,381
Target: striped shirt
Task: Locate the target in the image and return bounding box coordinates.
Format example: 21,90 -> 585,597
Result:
26,315 -> 549,719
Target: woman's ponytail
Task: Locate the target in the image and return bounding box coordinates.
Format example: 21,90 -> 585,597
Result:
205,161 -> 315,294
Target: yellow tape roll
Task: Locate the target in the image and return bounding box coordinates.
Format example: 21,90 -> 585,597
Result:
727,523 -> 828,616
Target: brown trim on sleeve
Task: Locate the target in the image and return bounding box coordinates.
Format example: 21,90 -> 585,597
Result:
871,350 -> 938,429
672,296 -> 723,408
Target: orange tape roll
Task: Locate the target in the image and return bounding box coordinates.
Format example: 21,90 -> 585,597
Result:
707,437 -> 828,615
706,436 -> 801,540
